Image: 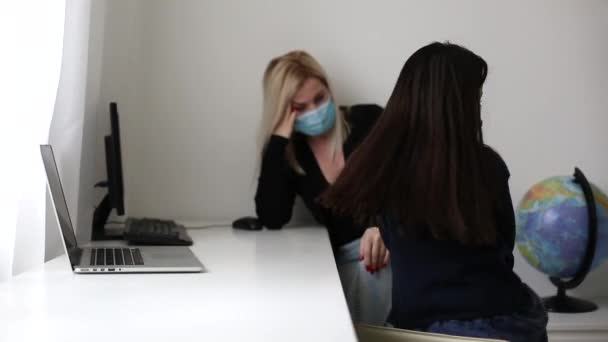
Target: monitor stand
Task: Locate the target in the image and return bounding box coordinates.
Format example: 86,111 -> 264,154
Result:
92,193 -> 124,240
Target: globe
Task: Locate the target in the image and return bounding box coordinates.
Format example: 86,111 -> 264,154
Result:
516,174 -> 608,279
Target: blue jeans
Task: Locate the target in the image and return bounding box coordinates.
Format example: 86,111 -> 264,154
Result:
335,238 -> 392,325
422,285 -> 548,342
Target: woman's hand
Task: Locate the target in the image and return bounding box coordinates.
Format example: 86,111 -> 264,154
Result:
274,107 -> 297,138
360,227 -> 390,274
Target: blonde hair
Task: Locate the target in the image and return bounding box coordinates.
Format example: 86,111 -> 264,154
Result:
259,50 -> 348,174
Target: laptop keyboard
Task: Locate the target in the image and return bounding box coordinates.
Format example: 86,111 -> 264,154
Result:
90,248 -> 144,266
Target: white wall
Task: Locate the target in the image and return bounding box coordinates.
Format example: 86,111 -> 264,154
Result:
94,0 -> 144,227
99,0 -> 608,297
75,0 -> 108,244
46,0 -> 107,260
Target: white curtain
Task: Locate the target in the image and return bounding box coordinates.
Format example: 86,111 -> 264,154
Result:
0,2 -> 66,281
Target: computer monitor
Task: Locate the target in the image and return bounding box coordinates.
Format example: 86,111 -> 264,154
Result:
92,102 -> 126,240
107,102 -> 125,215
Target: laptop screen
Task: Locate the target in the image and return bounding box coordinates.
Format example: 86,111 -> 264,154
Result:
40,145 -> 79,266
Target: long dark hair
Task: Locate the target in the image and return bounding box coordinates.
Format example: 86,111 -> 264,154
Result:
321,42 -> 497,245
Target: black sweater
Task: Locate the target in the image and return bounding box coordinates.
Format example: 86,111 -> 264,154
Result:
379,147 -> 533,329
255,104 -> 382,248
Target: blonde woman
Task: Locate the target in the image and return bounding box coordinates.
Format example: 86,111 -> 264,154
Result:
254,51 -> 391,325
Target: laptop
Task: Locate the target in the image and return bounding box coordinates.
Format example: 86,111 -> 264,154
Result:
41,144 -> 204,273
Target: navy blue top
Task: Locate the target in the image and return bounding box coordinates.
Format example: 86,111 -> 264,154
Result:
379,147 -> 533,329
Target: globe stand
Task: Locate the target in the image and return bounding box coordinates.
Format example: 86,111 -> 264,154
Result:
543,285 -> 598,313
542,167 -> 599,313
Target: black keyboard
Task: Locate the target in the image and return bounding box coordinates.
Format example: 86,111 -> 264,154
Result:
123,218 -> 193,246
90,248 -> 144,266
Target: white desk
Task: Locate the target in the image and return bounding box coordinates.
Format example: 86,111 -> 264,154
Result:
0,227 -> 357,342
547,298 -> 608,341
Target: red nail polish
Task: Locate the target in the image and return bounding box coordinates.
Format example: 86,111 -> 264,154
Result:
359,255 -> 364,261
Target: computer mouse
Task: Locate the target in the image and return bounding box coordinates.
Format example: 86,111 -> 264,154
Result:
232,216 -> 263,231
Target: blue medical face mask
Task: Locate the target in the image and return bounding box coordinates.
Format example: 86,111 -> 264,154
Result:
293,99 -> 337,136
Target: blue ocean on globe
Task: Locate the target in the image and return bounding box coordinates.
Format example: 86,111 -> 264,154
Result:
516,176 -> 608,278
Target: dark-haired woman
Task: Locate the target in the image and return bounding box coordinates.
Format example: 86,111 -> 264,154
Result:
322,42 -> 548,341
